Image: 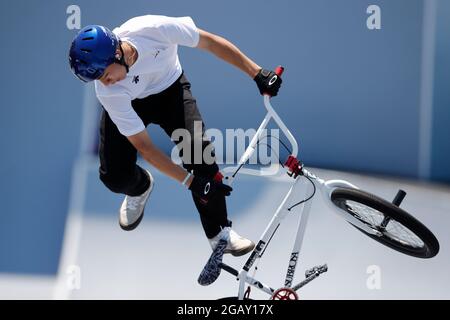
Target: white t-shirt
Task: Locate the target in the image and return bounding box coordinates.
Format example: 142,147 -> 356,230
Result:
94,15 -> 200,136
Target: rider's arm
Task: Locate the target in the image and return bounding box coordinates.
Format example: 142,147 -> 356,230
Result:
127,130 -> 194,187
196,29 -> 261,79
127,130 -> 231,199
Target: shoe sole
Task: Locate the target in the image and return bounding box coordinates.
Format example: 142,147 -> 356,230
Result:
226,242 -> 256,257
119,170 -> 154,231
120,209 -> 145,231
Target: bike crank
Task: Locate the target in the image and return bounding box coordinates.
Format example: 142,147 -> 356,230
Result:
271,287 -> 299,300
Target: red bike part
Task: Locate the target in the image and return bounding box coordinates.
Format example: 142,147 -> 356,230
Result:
214,171 -> 224,182
284,155 -> 302,178
271,288 -> 299,300
264,66 -> 284,97
275,66 -> 285,76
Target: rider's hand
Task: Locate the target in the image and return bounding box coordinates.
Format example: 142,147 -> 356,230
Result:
254,68 -> 282,96
189,175 -> 233,202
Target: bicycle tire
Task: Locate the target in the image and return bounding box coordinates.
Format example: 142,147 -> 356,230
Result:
330,188 -> 439,258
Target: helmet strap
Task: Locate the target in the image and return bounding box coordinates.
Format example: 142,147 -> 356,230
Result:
116,41 -> 130,73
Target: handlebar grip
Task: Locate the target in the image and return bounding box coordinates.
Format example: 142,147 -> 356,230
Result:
263,66 -> 284,97
275,66 -> 284,76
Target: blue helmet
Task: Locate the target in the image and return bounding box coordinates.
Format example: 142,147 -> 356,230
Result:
69,25 -> 119,82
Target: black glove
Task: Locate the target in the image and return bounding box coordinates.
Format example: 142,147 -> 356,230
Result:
254,68 -> 282,96
189,175 -> 233,203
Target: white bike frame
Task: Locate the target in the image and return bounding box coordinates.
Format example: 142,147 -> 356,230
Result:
220,95 -> 383,299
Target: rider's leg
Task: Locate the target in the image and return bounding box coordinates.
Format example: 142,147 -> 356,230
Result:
153,73 -> 230,238
98,109 -> 154,230
99,110 -> 150,196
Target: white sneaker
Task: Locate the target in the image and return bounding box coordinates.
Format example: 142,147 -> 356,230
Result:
119,170 -> 154,231
209,227 -> 255,257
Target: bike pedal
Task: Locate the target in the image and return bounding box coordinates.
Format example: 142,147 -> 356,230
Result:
305,264 -> 328,278
198,238 -> 228,286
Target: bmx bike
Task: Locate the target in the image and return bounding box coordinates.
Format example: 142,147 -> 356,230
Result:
197,66 -> 439,300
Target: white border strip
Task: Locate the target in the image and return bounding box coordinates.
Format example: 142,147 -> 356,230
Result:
53,83 -> 98,299
418,0 -> 437,179
52,157 -> 90,299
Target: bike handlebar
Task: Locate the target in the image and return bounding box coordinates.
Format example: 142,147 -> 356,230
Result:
221,64 -> 296,180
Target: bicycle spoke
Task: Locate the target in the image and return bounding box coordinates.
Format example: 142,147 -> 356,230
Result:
346,201 -> 384,226
345,200 -> 424,249
384,221 -> 424,248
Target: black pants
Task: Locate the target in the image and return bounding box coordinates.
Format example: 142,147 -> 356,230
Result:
98,73 -> 230,238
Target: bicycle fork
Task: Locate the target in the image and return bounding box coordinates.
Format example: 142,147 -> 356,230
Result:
235,176 -> 327,299
283,177 -> 314,288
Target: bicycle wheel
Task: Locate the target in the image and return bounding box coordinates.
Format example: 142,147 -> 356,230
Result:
330,188 -> 439,258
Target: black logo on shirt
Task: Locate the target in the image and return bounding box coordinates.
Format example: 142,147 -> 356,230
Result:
153,50 -> 160,58
132,76 -> 140,84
